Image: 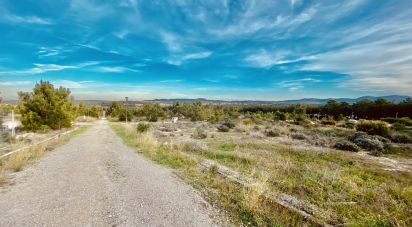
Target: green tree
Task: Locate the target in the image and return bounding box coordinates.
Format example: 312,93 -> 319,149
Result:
18,81 -> 75,131
107,102 -> 124,117
142,104 -> 165,122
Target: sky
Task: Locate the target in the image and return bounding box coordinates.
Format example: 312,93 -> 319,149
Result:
0,0 -> 411,101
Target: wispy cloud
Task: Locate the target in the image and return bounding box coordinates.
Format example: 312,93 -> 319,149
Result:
96,66 -> 140,73
52,80 -> 96,89
245,50 -> 313,68
168,51 -> 212,65
278,78 -> 322,91
0,61 -> 99,75
0,7 -> 52,25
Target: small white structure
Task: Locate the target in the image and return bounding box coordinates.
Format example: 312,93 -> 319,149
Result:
172,117 -> 178,123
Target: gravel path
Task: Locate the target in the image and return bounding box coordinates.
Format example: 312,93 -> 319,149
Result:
0,121 -> 221,226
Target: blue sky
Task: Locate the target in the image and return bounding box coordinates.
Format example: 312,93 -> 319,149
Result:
0,0 -> 411,101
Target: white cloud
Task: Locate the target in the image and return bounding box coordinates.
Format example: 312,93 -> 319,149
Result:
52,80 -> 96,89
159,80 -> 183,83
113,30 -> 130,39
301,40 -> 412,93
168,51 -> 212,65
161,32 -> 182,53
0,61 -> 99,75
0,6 -> 52,25
277,78 -> 321,91
245,50 -> 313,68
96,66 -> 140,73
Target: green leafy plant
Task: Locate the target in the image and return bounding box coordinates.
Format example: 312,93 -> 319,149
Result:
136,123 -> 150,133
356,120 -> 390,137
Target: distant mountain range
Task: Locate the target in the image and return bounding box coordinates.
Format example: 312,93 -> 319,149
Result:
148,95 -> 411,105
3,95 -> 410,105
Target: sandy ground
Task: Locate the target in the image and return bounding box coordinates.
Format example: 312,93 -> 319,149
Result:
0,120 -> 220,226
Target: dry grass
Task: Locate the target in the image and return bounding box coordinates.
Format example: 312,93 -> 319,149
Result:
112,121 -> 412,226
0,126 -> 90,185
2,144 -> 47,172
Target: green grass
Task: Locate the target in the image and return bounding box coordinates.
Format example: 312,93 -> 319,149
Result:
230,141 -> 412,226
110,123 -> 318,226
219,142 -> 237,151
111,122 -> 412,226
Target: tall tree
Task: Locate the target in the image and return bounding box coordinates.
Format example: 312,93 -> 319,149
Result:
18,81 -> 75,131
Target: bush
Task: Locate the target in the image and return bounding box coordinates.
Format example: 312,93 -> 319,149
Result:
347,132 -> 386,153
38,125 -> 52,133
398,117 -> 412,126
265,129 -> 281,137
392,122 -> 406,131
344,122 -> 356,129
356,120 -> 390,137
274,111 -> 288,121
223,120 -> 236,129
192,127 -> 207,139
118,109 -> 134,122
243,119 -> 253,125
333,140 -> 360,152
390,133 -> 412,144
136,123 -> 150,133
381,117 -> 412,126
290,132 -> 307,140
217,125 -> 230,132
321,119 -> 336,125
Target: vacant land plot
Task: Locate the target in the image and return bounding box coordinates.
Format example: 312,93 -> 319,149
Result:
112,119 -> 412,226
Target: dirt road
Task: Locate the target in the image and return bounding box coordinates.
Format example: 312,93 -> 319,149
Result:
0,121 -> 220,226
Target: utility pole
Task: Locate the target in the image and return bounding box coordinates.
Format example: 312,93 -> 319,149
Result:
125,97 -> 129,123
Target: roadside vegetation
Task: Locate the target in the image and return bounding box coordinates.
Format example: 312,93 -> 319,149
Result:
2,82 -> 412,225
112,116 -> 412,226
107,97 -> 412,226
0,126 -> 89,186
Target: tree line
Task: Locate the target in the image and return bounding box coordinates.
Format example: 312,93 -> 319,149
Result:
15,81 -> 412,131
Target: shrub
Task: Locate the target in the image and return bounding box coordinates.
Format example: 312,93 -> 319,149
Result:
344,122 -> 356,129
398,117 -> 412,126
290,132 -> 307,140
347,132 -> 386,153
390,133 -> 412,144
321,119 -> 336,125
381,117 -> 412,126
243,119 -> 253,125
223,120 -> 236,129
38,125 -> 52,133
192,127 -> 207,139
274,111 -> 288,121
392,122 -> 406,131
136,123 -> 150,133
333,140 -> 360,152
217,125 -> 230,132
356,120 -> 390,137
118,110 -> 134,122
265,129 -> 281,137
